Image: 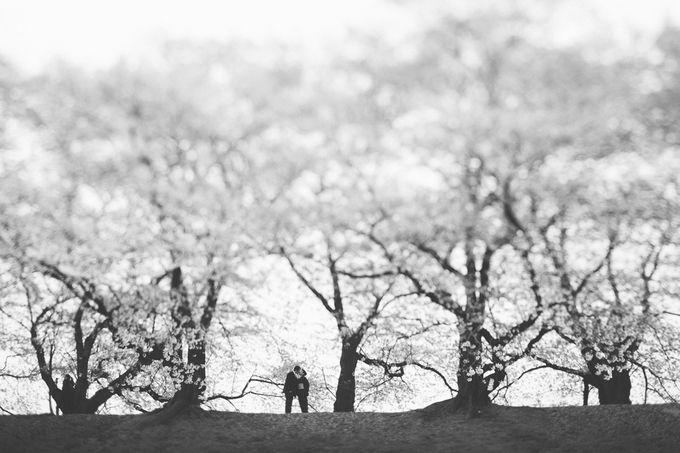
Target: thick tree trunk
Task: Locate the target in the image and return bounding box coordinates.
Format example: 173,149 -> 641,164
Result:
187,336 -> 207,399
421,342 -> 491,416
165,382 -> 203,409
55,394 -> 101,414
449,242 -> 494,413
57,395 -> 96,414
594,370 -> 632,404
154,337 -> 207,420
151,334 -> 208,422
455,374 -> 491,409
145,269 -> 217,425
453,342 -> 491,411
140,383 -> 203,426
334,339 -> 359,412
584,353 -> 633,405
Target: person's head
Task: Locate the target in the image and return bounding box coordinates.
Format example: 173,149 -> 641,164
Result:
64,374 -> 73,384
293,365 -> 301,377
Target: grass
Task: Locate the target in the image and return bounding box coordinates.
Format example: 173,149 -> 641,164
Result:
1,401 -> 679,452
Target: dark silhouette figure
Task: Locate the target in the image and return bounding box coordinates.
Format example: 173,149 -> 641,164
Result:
283,366 -> 310,413
297,368 -> 309,412
60,374 -> 76,414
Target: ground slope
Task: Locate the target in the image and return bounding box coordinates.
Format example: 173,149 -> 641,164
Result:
1,403 -> 679,452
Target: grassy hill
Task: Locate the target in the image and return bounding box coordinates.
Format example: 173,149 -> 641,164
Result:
1,402 -> 679,452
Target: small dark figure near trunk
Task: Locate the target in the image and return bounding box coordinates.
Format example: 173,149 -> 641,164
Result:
60,375 -> 76,414
283,366 -> 310,413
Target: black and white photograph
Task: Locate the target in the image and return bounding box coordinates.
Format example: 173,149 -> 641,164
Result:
1,0 -> 679,451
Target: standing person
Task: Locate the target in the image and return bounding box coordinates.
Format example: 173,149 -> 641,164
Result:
283,365 -> 309,413
60,374 -> 76,413
297,368 -> 310,413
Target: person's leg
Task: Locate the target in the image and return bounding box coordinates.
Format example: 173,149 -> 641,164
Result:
299,393 -> 308,413
285,394 -> 293,413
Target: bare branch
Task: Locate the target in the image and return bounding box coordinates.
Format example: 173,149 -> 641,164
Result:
357,352 -> 406,378
409,362 -> 457,395
630,359 -> 679,404
412,242 -> 464,279
572,238 -> 616,297
528,354 -> 587,378
327,247 -> 344,314
491,365 -> 551,398
278,247 -> 335,314
502,177 -> 526,235
205,376 -> 284,402
337,270 -> 396,279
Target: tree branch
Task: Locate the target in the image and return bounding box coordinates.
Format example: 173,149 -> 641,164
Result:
413,242 -> 465,279
409,361 -> 457,395
205,376 -> 284,402
528,354 -> 586,378
279,247 -> 335,314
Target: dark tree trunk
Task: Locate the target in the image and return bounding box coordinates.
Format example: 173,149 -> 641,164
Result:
455,374 -> 491,409
154,336 -> 207,420
584,353 -> 633,405
187,335 -> 207,400
143,383 -> 203,425
166,382 -> 203,408
334,338 -> 359,412
594,370 -> 632,404
454,342 -> 491,411
58,395 -> 95,414
448,242 -> 494,413
175,277 -> 218,408
422,339 -> 492,416
145,269 -> 217,425
55,389 -> 99,414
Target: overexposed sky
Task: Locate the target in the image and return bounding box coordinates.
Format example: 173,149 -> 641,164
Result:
0,0 -> 412,70
1,0 -> 679,71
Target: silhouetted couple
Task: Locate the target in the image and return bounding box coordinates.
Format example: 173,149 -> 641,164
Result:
283,365 -> 309,413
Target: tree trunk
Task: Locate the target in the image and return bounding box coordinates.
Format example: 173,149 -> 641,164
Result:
141,383 -> 202,425
449,242 -> 494,413
57,396 -> 95,414
56,384 -> 125,414
187,335 -> 207,400
54,379 -> 98,414
153,337 -> 207,421
57,397 -> 100,414
594,370 -> 632,404
144,268 -> 215,425
166,382 -> 203,408
455,374 -> 490,409
584,354 -> 633,405
149,331 -> 207,422
334,339 -> 359,412
454,343 -> 491,411
422,341 -> 491,416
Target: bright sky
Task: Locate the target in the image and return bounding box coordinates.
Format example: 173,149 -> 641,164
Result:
0,0 -> 412,71
0,0 -> 679,71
